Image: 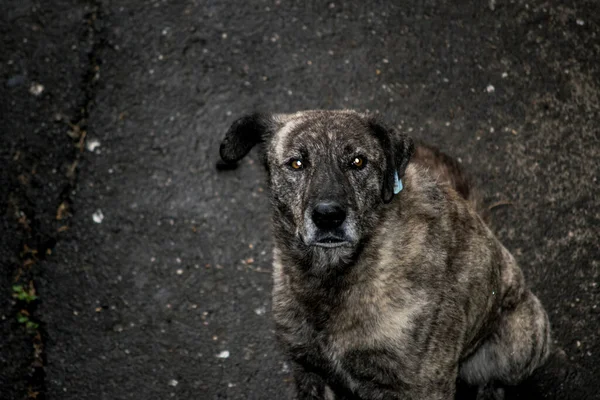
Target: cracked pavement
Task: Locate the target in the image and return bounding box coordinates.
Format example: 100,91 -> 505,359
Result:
1,1 -> 598,399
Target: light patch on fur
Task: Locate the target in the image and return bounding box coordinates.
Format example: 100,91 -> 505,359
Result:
273,117 -> 304,161
271,246 -> 292,321
324,385 -> 336,400
272,247 -> 283,286
500,245 -> 521,286
375,298 -> 426,346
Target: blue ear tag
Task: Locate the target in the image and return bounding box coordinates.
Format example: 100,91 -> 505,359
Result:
393,171 -> 403,194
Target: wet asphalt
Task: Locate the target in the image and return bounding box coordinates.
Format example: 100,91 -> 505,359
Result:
1,1 -> 599,399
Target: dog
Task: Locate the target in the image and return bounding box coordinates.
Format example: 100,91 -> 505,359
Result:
218,110 -> 550,400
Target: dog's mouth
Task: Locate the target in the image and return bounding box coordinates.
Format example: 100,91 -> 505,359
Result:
312,236 -> 350,248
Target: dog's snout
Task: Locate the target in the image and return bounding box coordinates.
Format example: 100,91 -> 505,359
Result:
312,202 -> 347,230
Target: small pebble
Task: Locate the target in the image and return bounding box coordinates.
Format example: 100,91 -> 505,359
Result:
92,209 -> 104,224
216,350 -> 230,359
86,139 -> 101,152
29,82 -> 44,96
168,379 -> 178,387
486,84 -> 495,93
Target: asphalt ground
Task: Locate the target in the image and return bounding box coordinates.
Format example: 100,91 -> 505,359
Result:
1,1 -> 598,399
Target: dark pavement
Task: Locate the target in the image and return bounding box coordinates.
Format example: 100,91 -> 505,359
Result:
1,1 -> 598,399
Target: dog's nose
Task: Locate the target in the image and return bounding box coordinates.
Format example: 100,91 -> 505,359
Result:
312,202 -> 347,230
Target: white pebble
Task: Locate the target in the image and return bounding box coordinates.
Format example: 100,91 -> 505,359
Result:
29,83 -> 44,96
176,269 -> 184,275
576,19 -> 584,26
486,84 -> 495,93
92,209 -> 104,224
216,350 -> 230,359
86,139 -> 101,152
254,306 -> 266,315
168,379 -> 178,387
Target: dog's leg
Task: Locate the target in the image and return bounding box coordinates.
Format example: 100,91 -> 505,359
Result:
458,290 -> 551,399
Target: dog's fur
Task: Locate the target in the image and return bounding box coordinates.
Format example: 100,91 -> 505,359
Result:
219,110 -> 550,400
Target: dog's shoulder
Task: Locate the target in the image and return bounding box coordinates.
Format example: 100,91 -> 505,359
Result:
397,162 -> 468,222
410,144 -> 487,221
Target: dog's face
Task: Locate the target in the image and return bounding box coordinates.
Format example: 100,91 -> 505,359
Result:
220,110 -> 414,269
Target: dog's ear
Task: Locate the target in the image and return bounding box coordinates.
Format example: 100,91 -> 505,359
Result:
219,113 -> 272,165
369,120 -> 415,203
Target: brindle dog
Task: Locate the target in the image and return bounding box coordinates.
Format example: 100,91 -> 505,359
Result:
218,110 -> 550,400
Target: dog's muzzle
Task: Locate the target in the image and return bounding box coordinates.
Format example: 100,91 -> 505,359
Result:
308,202 -> 352,248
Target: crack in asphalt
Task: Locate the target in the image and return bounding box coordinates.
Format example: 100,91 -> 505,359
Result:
6,2 -> 106,399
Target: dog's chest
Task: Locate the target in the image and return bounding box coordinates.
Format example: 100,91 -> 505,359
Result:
273,270 -> 423,389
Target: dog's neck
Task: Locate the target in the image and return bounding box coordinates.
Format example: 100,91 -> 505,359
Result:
271,207 -> 390,330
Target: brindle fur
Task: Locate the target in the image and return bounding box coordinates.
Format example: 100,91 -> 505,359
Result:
219,110 -> 550,400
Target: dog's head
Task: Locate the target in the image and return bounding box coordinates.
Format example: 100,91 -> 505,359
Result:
219,110 -> 414,269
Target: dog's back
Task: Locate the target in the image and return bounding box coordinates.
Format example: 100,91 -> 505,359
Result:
412,143 -> 487,221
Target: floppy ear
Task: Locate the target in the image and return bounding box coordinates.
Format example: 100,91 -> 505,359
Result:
219,113 -> 272,165
369,120 -> 415,203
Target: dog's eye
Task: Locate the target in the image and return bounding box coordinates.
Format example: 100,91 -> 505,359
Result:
350,156 -> 366,169
289,159 -> 304,170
